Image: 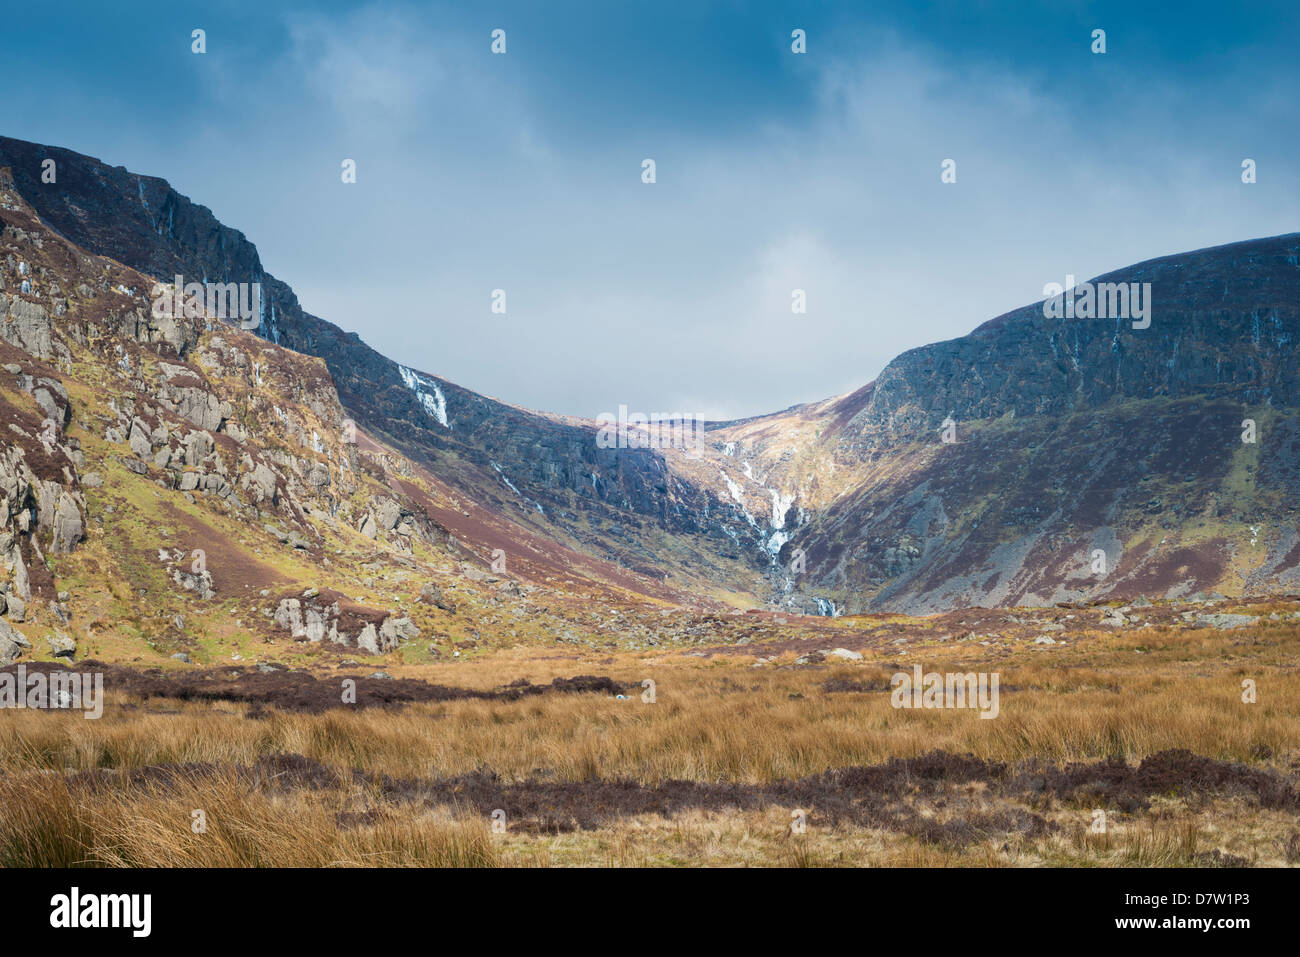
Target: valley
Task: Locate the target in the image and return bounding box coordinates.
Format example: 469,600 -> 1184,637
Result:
0,134 -> 1296,868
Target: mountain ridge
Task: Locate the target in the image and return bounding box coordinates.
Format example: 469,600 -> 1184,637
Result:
2,132 -> 1298,616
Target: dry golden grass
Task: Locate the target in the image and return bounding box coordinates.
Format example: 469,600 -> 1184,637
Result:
0,617 -> 1295,866
0,770 -> 497,867
3,627 -> 1295,783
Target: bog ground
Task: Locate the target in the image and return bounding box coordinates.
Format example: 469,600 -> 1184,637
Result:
2,595 -> 1296,867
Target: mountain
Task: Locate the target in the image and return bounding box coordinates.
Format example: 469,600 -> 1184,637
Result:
0,135 -> 783,606
1,133 -> 1298,638
703,236 -> 1300,611
0,158 -> 768,670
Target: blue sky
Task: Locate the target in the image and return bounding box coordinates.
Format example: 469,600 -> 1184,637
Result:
5,1 -> 1300,419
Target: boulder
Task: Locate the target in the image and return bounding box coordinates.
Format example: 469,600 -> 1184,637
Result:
375,498 -> 402,531
51,492 -> 83,553
380,615 -> 420,645
1195,613 -> 1259,630
1099,608 -> 1127,627
356,622 -> 381,655
274,598 -> 305,637
305,462 -> 330,487
47,631 -> 76,659
0,618 -> 30,665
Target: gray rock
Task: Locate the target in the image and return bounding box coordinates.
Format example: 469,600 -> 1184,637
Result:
303,604 -> 336,643
418,582 -> 455,611
380,615 -> 420,644
1099,608 -> 1127,627
460,563 -> 497,583
183,430 -> 213,467
158,384 -> 229,432
375,499 -> 402,532
47,631 -> 76,659
356,622 -> 381,654
1194,613 -> 1259,630
274,598 -> 305,637
170,652 -> 192,663
128,418 -> 154,459
51,492 -> 83,553
32,386 -> 63,424
0,618 -> 31,665
305,462 -> 330,487
0,295 -> 53,358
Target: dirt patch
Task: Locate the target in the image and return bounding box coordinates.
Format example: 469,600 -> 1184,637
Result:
2,661 -> 636,714
1015,749 -> 1300,813
156,500 -> 290,594
30,748 -> 1297,850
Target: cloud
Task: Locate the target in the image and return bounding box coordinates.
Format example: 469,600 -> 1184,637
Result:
13,2 -> 1296,421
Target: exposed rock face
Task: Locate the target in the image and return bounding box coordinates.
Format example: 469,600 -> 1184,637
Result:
0,418 -> 86,595
1195,613 -> 1260,630
157,381 -> 231,432
0,293 -> 54,359
838,235 -> 1300,444
272,593 -> 404,653
51,492 -> 83,553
